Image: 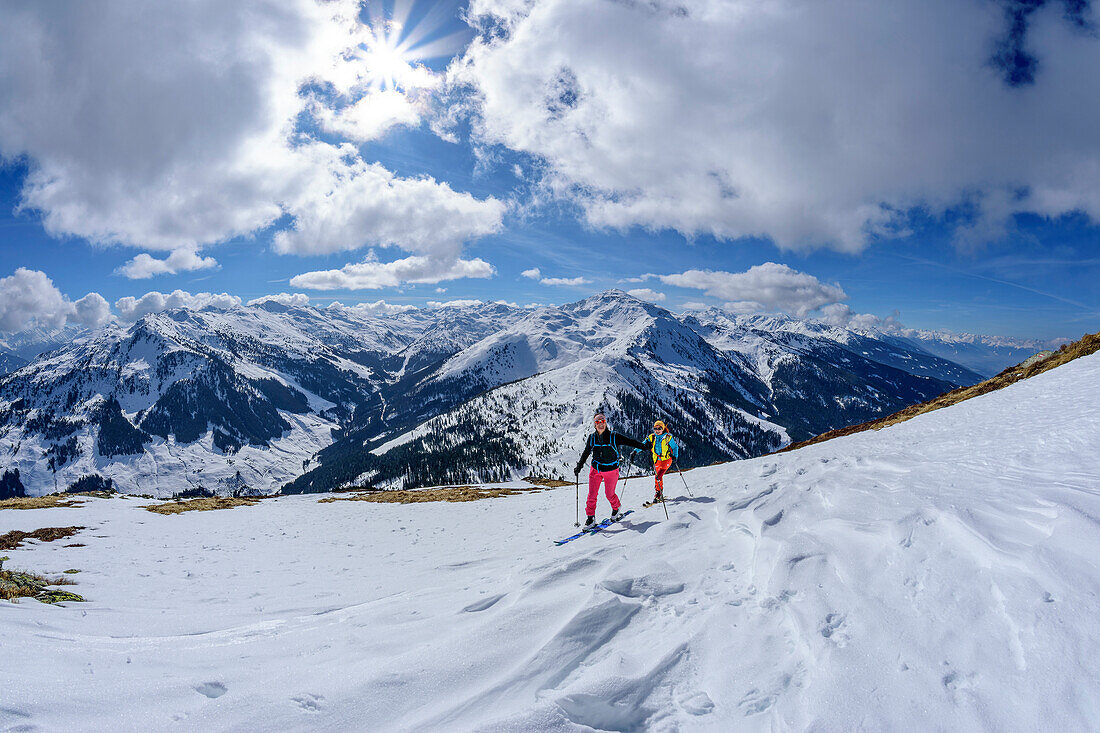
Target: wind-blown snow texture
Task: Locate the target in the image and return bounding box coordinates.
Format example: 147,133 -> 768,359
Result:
2,352 -> 1097,730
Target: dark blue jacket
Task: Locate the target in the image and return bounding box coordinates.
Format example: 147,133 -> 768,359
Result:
577,430 -> 645,471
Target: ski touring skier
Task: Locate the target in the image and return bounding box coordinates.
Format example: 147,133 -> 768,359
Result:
574,412 -> 646,528
643,420 -> 679,506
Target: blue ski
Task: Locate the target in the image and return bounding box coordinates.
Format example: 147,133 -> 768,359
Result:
554,510 -> 634,545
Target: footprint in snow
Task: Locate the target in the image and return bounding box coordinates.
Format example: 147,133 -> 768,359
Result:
820,613 -> 850,647
194,681 -> 227,699
678,691 -> 715,716
738,688 -> 776,715
292,693 -> 325,712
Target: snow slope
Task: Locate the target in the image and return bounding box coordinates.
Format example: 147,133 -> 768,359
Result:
2,354 -> 1098,730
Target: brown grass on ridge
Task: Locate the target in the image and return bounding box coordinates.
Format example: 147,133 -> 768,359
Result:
141,496 -> 263,515
320,485 -> 544,504
779,330 -> 1100,454
0,495 -> 86,510
0,526 -> 86,551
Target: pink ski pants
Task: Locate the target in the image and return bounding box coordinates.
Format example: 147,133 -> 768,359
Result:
586,466 -> 620,516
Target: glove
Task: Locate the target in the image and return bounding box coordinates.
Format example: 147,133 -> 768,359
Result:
574,462 -> 583,475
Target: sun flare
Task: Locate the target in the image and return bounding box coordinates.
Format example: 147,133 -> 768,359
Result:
363,23 -> 414,91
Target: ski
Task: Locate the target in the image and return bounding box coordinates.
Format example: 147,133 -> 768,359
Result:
554,510 -> 634,545
642,499 -> 666,508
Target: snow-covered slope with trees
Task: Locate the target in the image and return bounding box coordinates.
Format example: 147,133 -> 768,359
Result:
287,291 -> 963,493
2,347 -> 1096,731
0,300 -> 531,497
1,292 -> 1011,496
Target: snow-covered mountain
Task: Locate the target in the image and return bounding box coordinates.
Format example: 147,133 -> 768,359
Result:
3,344 -> 1097,730
887,330 -> 1066,377
0,323 -> 88,363
2,291 -> 986,496
288,291 -> 963,493
0,301 -> 526,496
0,348 -> 25,376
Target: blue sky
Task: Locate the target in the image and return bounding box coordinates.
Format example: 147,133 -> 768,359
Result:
0,0 -> 1098,340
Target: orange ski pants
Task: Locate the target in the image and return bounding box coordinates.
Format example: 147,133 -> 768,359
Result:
654,458 -> 673,493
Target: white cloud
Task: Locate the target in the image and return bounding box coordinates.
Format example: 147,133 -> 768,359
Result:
661,263 -> 846,317
680,301 -> 709,311
622,273 -> 657,283
72,292 -> 112,329
312,89 -> 424,143
247,293 -> 311,308
427,299 -> 484,308
290,254 -> 495,290
0,0 -> 502,280
115,290 -> 242,321
328,299 -> 418,315
117,249 -> 219,279
273,155 -> 505,259
626,288 -> 666,302
520,267 -> 541,279
455,0 -> 1100,251
820,303 -> 903,332
0,268 -> 110,332
540,276 -> 591,287
435,287 -> 447,294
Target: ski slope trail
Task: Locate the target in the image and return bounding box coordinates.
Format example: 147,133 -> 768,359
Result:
2,353 -> 1099,731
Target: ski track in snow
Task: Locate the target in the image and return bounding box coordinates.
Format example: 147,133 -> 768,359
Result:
2,354 -> 1100,731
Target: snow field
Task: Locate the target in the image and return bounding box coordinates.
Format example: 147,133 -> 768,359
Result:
1,353 -> 1099,730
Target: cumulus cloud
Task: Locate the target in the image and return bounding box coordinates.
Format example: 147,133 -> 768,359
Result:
820,303 -> 903,332
247,293 -> 311,308
115,290 -> 242,321
455,0 -> 1100,250
327,299 -> 418,315
626,288 -> 666,302
680,301 -> 709,311
622,273 -> 658,283
117,249 -> 219,279
520,267 -> 541,279
290,254 -> 495,290
72,293 -> 112,329
661,263 -> 846,317
0,268 -> 110,332
427,299 -> 484,308
273,156 -> 505,258
0,0 -> 502,284
311,86 -> 433,142
540,276 -> 591,287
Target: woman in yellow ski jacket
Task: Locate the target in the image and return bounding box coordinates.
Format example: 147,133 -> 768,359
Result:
644,420 -> 679,503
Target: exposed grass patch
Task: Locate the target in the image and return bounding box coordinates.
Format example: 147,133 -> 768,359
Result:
0,526 -> 85,551
320,485 -> 543,504
0,495 -> 86,510
141,496 -> 263,515
0,558 -> 85,604
780,331 -> 1100,453
524,475 -> 572,488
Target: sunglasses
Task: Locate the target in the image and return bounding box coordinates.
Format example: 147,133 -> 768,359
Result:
594,418 -> 606,424
653,427 -> 664,431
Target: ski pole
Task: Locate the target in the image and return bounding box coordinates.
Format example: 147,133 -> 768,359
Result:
574,471 -> 580,527
619,454 -> 631,505
675,460 -> 693,497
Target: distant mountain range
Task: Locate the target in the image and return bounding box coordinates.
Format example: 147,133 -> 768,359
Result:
0,291 -> 1051,497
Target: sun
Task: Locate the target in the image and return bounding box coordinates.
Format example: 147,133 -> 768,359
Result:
363,23 -> 414,91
